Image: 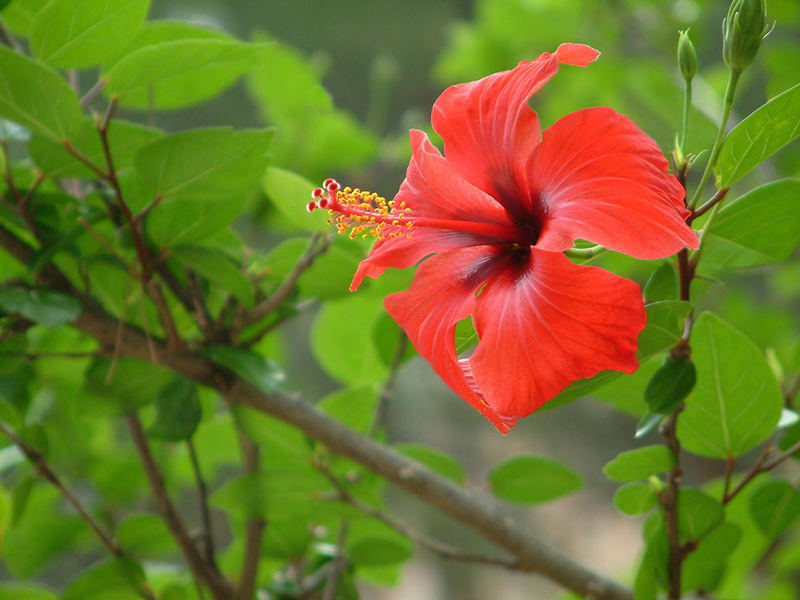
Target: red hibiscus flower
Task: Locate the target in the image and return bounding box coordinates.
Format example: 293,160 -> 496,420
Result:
309,43 -> 699,433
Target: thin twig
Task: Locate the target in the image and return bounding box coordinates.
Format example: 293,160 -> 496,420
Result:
723,444 -> 772,505
187,438 -> 217,569
660,407 -> 684,600
236,233 -> 329,330
125,413 -> 233,600
235,433 -> 265,600
321,519 -> 349,600
77,216 -> 137,272
147,279 -> 185,350
63,141 -> 109,179
0,420 -> 157,600
315,459 -> 517,570
689,188 -> 730,223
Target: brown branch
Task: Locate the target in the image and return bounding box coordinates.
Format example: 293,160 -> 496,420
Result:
315,458 -> 517,570
689,188 -> 730,224
659,407 -> 684,600
235,433 -> 265,600
0,420 -> 156,600
0,18 -> 22,52
147,280 -> 184,350
125,413 -> 232,600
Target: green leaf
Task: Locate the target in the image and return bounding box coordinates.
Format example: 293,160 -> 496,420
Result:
170,245 -> 253,308
678,313 -> 783,459
0,287 -> 81,328
678,488 -> 724,542
603,445 -> 675,482
146,378 -> 201,442
201,346 -> 284,393
103,19 -> 233,66
262,167 -> 329,232
318,386 -> 378,435
0,583 -> 56,600
0,0 -> 49,36
135,128 -> 272,202
211,469 -> 328,519
115,513 -> 173,557
2,486 -> 83,577
139,128 -> 272,248
681,521 -> 741,593
638,300 -> 691,360
613,482 -> 658,516
82,357 -> 172,415
311,295 -> 388,385
394,443 -> 466,484
30,0 -> 150,69
348,537 -> 413,566
643,261 -> 677,302
749,480 -> 800,538
61,557 -> 144,600
644,356 -> 697,414
30,119 -> 161,179
716,83 -> 800,187
104,39 -> 263,109
0,46 -> 82,141
702,179 -> 800,268
232,407 -> 309,466
488,456 -> 582,504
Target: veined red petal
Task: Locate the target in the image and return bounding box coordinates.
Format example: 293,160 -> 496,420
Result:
531,107 -> 699,258
350,130 -> 517,290
468,248 -> 646,417
383,246 -> 516,433
431,44 -> 599,217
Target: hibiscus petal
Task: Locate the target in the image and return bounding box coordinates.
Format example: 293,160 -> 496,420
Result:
532,107 -> 699,258
469,248 -> 646,418
431,44 -> 599,217
350,130 -> 515,290
383,246 -> 517,433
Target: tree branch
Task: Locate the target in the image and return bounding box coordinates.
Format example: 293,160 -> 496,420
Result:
315,458 -> 517,570
125,413 -> 232,600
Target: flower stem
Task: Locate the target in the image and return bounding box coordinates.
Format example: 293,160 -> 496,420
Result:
687,68 -> 741,210
680,77 -> 692,152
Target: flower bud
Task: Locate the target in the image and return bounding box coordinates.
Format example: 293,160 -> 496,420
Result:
677,30 -> 697,81
722,0 -> 771,71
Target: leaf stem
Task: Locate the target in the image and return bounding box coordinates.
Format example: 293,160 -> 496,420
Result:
687,68 -> 741,210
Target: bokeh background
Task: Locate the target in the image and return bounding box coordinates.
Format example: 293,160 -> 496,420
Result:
145,0 -> 800,598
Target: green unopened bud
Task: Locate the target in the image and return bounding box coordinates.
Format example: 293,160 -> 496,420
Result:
722,0 -> 772,71
677,30 -> 697,81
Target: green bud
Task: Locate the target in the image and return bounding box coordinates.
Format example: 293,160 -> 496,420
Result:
722,0 -> 772,71
677,30 -> 697,81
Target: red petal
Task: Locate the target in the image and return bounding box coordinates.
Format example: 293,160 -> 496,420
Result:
531,107 -> 699,258
468,248 -> 646,417
431,44 -> 599,217
383,246 -> 517,433
350,130 -> 515,290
